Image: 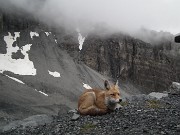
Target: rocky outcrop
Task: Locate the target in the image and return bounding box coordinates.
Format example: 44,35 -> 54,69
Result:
0,9 -> 38,32
169,82 -> 180,95
80,32 -> 180,93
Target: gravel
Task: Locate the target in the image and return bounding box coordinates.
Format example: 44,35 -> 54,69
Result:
1,93 -> 180,135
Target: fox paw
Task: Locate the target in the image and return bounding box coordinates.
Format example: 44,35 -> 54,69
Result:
115,104 -> 123,110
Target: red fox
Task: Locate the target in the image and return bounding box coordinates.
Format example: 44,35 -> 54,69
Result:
78,80 -> 122,116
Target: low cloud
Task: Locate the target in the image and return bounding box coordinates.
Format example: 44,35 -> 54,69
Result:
0,0 -> 180,34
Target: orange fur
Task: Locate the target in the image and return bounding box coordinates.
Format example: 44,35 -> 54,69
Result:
78,80 -> 122,116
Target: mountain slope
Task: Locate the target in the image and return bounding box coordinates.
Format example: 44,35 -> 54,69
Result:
0,21 -> 135,127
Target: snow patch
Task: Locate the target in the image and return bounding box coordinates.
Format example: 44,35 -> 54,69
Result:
5,74 -> 25,84
48,70 -> 61,77
39,91 -> 49,96
76,28 -> 85,50
83,83 -> 92,89
30,32 -> 39,39
45,32 -> 51,36
34,89 -> 48,96
149,92 -> 168,99
0,32 -> 36,75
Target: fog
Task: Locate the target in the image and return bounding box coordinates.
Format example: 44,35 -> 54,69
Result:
0,0 -> 180,34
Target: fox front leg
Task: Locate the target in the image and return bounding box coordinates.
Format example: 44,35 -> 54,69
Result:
114,104 -> 122,110
96,108 -> 109,115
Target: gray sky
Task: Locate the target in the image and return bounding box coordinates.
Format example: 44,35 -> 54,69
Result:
0,0 -> 180,34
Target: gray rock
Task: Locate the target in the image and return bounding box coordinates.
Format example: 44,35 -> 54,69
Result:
148,92 -> 168,99
71,113 -> 80,121
68,109 -> 78,114
169,82 -> 180,95
127,94 -> 154,102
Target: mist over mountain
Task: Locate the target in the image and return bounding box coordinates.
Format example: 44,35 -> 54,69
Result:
134,27 -> 174,45
0,0 -> 180,35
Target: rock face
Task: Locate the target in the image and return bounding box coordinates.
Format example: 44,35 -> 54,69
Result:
80,32 -> 180,93
0,10 -> 38,32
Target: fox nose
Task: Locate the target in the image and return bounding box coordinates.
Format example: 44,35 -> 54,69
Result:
119,99 -> 122,102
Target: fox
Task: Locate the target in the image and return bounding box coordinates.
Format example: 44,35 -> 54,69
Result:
78,80 -> 122,116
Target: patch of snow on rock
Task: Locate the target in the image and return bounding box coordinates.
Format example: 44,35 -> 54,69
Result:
83,83 -> 92,89
34,89 -> 38,92
34,89 -> 48,96
0,32 -> 36,75
5,74 -> 25,84
48,70 -> 61,77
39,91 -> 48,96
45,32 -> 51,36
149,92 -> 168,99
30,32 -> 39,39
76,28 -> 85,50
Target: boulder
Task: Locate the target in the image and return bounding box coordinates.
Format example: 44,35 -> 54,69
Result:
169,82 -> 180,95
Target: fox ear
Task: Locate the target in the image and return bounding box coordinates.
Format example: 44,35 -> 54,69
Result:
115,80 -> 118,86
104,80 -> 110,90
115,80 -> 119,89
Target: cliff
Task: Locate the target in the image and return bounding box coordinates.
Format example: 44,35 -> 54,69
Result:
80,32 -> 180,93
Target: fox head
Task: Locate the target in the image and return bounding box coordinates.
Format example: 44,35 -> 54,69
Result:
104,80 -> 122,108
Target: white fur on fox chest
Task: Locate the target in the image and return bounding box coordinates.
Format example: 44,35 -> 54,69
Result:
105,97 -> 118,110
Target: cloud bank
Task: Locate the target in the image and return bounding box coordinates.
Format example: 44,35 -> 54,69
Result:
0,0 -> 180,34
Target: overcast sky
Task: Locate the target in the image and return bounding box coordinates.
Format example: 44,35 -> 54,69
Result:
0,0 -> 180,34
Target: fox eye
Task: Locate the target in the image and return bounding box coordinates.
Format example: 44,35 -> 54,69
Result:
117,93 -> 120,96
110,94 -> 115,96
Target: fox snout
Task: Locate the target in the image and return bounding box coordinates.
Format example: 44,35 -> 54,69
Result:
119,99 -> 122,103
108,97 -> 121,104
115,98 -> 122,103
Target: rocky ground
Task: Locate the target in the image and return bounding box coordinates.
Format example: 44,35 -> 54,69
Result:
1,90 -> 180,135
